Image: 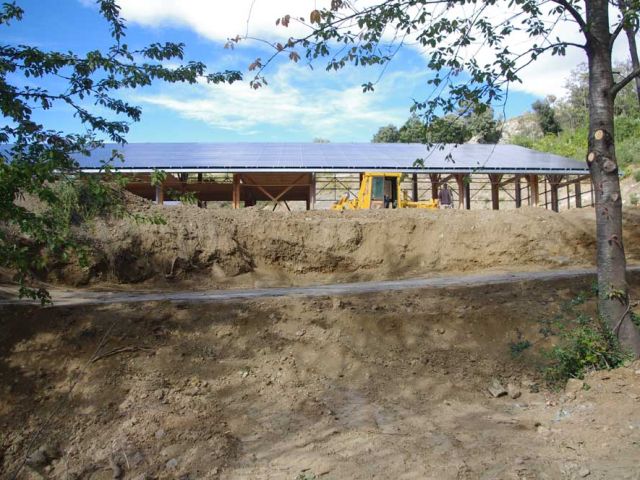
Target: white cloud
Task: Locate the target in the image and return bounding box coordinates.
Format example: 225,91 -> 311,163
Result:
116,0 -> 326,42
108,0 -> 637,102
134,63 -> 412,138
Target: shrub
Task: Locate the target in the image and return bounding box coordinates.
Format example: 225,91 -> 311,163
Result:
630,193 -> 639,206
634,170 -> 640,183
544,315 -> 629,385
510,340 -> 532,356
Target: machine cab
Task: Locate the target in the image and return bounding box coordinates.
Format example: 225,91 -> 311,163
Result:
369,174 -> 399,209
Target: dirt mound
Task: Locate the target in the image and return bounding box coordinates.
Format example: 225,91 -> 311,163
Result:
1,274 -> 639,479
49,203 -> 640,289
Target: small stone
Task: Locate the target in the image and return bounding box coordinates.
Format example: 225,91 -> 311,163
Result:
507,383 -> 521,399
578,467 -> 591,477
296,329 -> 306,337
155,429 -> 166,439
488,379 -> 508,398
166,458 -> 178,470
436,328 -> 446,335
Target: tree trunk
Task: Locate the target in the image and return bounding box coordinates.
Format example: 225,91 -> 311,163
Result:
586,0 -> 640,356
625,27 -> 640,106
620,0 -> 640,106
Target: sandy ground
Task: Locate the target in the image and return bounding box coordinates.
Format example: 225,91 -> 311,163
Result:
30,203 -> 640,293
1,273 -> 640,479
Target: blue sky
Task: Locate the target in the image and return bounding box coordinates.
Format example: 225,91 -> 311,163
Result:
4,0 -> 607,143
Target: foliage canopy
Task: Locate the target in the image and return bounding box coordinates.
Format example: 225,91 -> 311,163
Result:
0,1 -> 241,301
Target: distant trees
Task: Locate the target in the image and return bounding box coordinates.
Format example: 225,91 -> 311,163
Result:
532,97 -> 562,135
513,62 -> 640,168
372,108 -> 500,144
398,115 -> 427,143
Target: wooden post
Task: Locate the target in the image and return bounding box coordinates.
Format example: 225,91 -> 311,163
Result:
232,174 -> 240,209
412,173 -> 419,202
527,174 -> 539,206
307,173 -> 316,211
514,175 -> 522,208
575,180 -> 582,208
454,174 -> 466,209
488,174 -> 502,210
429,173 -> 440,200
155,183 -> 164,205
546,174 -> 563,213
197,173 -> 203,183
465,177 -> 471,210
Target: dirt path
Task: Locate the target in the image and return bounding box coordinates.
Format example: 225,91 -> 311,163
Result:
2,266 -> 640,307
2,272 -> 640,479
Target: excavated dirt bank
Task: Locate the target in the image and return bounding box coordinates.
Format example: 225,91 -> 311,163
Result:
46,203 -> 640,290
1,274 -> 639,479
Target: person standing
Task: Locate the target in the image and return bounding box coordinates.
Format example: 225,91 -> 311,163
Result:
438,183 -> 453,209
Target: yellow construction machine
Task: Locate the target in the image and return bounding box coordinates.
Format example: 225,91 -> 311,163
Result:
331,172 -> 439,210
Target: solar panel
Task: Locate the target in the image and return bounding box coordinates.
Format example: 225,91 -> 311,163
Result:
61,142 -> 590,174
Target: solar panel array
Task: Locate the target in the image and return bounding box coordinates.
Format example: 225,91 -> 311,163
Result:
72,142 -> 588,174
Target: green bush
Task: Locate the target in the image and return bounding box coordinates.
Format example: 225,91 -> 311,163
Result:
51,177 -> 126,228
616,136 -> 640,168
544,315 -> 629,385
634,170 -> 640,182
510,339 -> 532,356
631,193 -> 639,206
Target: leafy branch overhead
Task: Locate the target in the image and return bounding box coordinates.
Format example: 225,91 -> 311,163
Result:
0,1 -> 241,302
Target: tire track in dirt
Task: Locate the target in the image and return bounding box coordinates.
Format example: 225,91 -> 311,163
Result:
2,266 -> 639,306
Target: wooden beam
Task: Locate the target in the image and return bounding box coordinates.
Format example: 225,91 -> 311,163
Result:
155,183 -> 164,205
453,174 -> 467,209
465,178 -> 471,210
412,173 -> 419,202
555,174 -> 591,189
514,175 -> 522,208
575,180 -> 582,208
546,174 -> 564,213
232,174 -> 240,209
527,175 -> 539,207
429,173 -> 440,200
488,174 -> 503,210
307,173 -> 316,211
499,176 -> 518,188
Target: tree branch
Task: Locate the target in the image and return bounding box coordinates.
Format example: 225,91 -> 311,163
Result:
611,65 -> 640,97
550,0 -> 587,32
610,20 -> 625,50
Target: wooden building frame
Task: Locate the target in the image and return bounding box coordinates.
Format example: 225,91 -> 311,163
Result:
77,143 -> 593,212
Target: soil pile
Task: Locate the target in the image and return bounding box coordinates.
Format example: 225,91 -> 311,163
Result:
1,274 -> 639,479
51,201 -> 640,289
